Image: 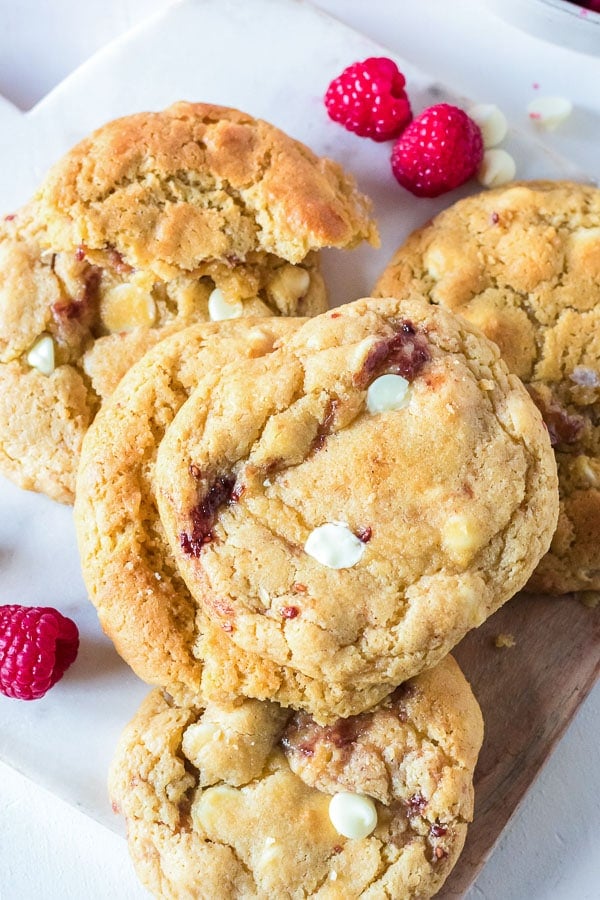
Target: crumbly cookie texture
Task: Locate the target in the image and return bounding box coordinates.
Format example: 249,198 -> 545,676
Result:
1,101 -> 382,502
0,208 -> 326,502
35,101 -> 379,278
373,180 -> 600,593
75,317 -> 416,722
108,655 -> 484,900
75,318 -> 298,698
154,296 -> 558,711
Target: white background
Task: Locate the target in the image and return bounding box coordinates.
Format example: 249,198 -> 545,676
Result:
0,1 -> 599,898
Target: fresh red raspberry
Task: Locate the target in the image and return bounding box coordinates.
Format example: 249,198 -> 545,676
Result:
0,605 -> 79,700
391,103 -> 484,198
324,57 -> 412,142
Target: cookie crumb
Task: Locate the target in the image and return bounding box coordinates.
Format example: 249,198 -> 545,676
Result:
494,632 -> 515,648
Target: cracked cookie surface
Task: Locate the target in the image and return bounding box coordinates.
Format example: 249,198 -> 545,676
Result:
109,655 -> 483,900
74,317 -> 320,706
35,101 -> 379,278
2,101 -> 379,503
153,296 -> 558,714
75,316 -> 426,722
0,209 -> 325,502
374,180 -> 600,593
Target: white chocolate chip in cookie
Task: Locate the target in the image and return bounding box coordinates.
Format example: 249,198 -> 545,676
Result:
268,265 -> 310,314
26,334 -> 55,376
100,281 -> 156,332
183,699 -> 287,787
442,513 -> 481,566
366,374 -> 410,413
257,836 -> 281,871
572,455 -> 599,487
304,523 -> 365,569
329,792 -> 377,839
468,103 -> 508,148
208,287 -> 243,321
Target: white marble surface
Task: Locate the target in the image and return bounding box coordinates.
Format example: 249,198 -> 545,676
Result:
0,1 -> 599,898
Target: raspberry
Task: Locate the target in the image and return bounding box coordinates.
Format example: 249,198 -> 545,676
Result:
324,57 -> 412,142
0,605 -> 79,700
391,103 -> 484,198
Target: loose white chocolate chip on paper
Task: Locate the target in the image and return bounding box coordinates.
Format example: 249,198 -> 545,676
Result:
26,335 -> 55,376
208,287 -> 243,321
329,792 -> 378,839
366,374 -> 410,413
469,103 -> 508,148
527,96 -> 573,130
304,523 -> 365,569
477,148 -> 516,189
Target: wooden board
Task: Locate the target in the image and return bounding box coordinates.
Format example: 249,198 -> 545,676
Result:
439,592 -> 600,897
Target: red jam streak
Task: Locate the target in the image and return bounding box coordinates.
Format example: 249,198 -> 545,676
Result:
528,387 -> 585,447
51,269 -> 101,323
355,320 -> 430,389
180,476 -> 237,557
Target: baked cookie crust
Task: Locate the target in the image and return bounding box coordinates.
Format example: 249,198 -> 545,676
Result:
374,180 -> 600,593
1,102 -> 378,502
153,296 -> 558,711
109,655 -> 483,900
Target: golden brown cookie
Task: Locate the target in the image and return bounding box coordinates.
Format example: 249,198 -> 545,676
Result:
373,180 -> 600,593
0,210 -> 325,502
153,296 -> 558,716
75,315 -> 420,723
109,655 -> 484,900
35,101 -> 379,278
2,102 -> 378,503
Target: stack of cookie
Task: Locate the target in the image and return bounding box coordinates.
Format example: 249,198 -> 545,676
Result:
2,105 -> 567,898
87,288 -> 559,899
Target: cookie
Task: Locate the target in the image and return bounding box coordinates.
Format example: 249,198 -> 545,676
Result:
0,212 -> 326,503
35,101 -> 379,278
1,102 -> 378,503
75,316 -> 421,722
153,296 -> 558,713
373,180 -> 600,593
108,655 -> 484,900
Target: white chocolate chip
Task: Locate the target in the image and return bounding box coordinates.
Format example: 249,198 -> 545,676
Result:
527,96 -> 573,131
477,149 -> 517,189
329,792 -> 378,840
100,282 -> 156,332
573,455 -> 599,487
304,523 -> 365,569
366,374 -> 410,413
468,103 -> 508,148
26,335 -> 55,376
208,287 -> 243,321
442,513 -> 481,565
330,871 -> 338,882
267,265 -> 310,314
40,248 -> 56,266
570,366 -> 600,388
258,836 -> 280,869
